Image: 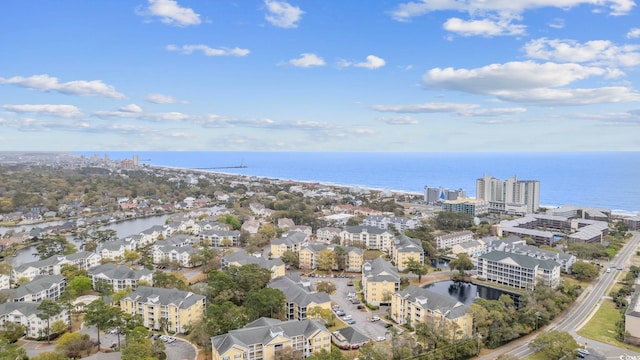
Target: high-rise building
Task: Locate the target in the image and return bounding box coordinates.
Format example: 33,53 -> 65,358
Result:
133,155 -> 139,166
476,174 -> 540,214
424,186 -> 466,204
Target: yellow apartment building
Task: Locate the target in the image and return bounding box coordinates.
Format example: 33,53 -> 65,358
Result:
391,285 -> 473,339
361,258 -> 399,306
221,249 -> 286,279
211,317 -> 332,360
120,286 -> 206,333
268,275 -> 331,321
390,234 -> 424,272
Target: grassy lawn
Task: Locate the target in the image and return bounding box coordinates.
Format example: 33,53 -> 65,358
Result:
523,351 -> 549,360
577,300 -> 640,352
363,250 -> 385,261
560,275 -> 590,291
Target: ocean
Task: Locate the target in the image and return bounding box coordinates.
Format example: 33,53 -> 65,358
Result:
76,152 -> 640,215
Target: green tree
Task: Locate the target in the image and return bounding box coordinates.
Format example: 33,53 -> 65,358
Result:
30,352 -> 65,360
60,264 -> 88,282
317,249 -> 336,272
94,279 -> 114,300
68,275 -> 92,296
0,338 -> 27,360
124,250 -> 141,265
306,347 -> 347,360
0,321 -> 26,343
0,263 -> 11,275
37,300 -> 62,343
244,288 -> 286,320
33,235 -> 72,260
55,332 -> 94,359
404,257 -> 428,282
205,301 -> 249,336
307,306 -> 335,326
570,261 -> 599,281
434,212 -> 474,230
219,214 -> 241,230
449,253 -> 474,278
84,300 -> 114,348
90,229 -> 118,243
281,250 -> 299,269
51,320 -> 68,336
528,330 -> 578,359
316,281 -> 336,295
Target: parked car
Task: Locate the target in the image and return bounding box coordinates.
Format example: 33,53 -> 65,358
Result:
346,319 -> 356,325
369,316 -> 380,322
357,305 -> 365,310
376,336 -> 386,342
342,315 -> 352,320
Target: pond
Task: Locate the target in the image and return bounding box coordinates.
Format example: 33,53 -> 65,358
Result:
424,280 -> 523,308
6,215 -> 169,267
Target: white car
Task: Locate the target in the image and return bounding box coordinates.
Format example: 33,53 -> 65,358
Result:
376,336 -> 386,342
342,315 -> 352,320
369,316 -> 380,322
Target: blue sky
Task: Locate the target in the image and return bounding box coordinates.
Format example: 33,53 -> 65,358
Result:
1,0 -> 639,152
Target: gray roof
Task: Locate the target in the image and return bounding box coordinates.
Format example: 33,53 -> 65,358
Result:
334,326 -> 370,344
88,263 -> 152,280
363,258 -> 399,283
123,286 -> 205,309
269,276 -> 330,308
10,274 -> 66,299
0,301 -> 61,317
398,285 -> 468,320
271,232 -> 307,246
223,250 -> 284,271
393,234 -> 423,253
211,318 -> 327,355
14,251 -> 95,273
510,243 -> 574,262
480,251 -> 560,270
343,226 -> 391,235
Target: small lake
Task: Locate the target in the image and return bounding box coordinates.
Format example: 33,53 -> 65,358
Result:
6,215 -> 169,266
424,280 -> 522,308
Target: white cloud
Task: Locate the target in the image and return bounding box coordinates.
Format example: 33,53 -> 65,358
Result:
166,44 -> 250,57
443,17 -> 526,37
626,27 -> 640,39
378,116 -> 420,125
423,61 -> 637,105
119,104 -> 143,113
391,0 -> 635,22
0,74 -> 124,99
524,38 -> 640,66
146,93 -> 188,104
494,86 -> 640,105
355,55 -> 386,69
2,104 -> 83,118
424,61 -> 609,93
288,53 -> 325,68
371,102 -> 526,116
138,0 -> 201,26
548,18 -> 565,29
264,0 -> 304,28
93,110 -> 189,122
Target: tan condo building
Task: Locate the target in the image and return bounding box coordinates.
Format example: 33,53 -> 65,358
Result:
362,258 -> 400,306
211,317 -> 332,360
120,286 -> 206,333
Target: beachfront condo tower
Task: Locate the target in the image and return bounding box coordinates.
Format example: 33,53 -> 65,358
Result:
476,175 -> 540,214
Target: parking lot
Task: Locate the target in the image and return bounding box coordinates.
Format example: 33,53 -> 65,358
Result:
79,325 -> 196,360
309,274 -> 395,342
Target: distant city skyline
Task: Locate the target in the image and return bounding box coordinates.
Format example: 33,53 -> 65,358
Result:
1,1 -> 639,151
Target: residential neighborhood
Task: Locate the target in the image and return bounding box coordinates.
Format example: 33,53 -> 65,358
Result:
0,154 -> 638,360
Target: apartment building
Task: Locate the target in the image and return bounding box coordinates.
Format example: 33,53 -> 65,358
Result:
497,214 -> 608,246
100,237 -> 138,260
268,276 -> 331,321
298,244 -> 363,272
362,216 -> 419,232
120,286 -> 206,333
339,226 -> 394,252
362,258 -> 400,306
152,245 -> 199,268
476,175 -> 540,214
88,263 -> 153,292
0,302 -> 69,338
441,198 -> 489,217
435,230 -> 474,250
199,229 -> 241,247
211,317 -> 332,360
391,285 -> 473,338
0,274 -> 9,290
11,251 -> 101,282
626,290 -> 640,344
221,249 -> 286,279
270,232 -> 308,258
315,227 -> 341,243
477,251 -> 561,290
390,234 -> 424,272
424,186 -> 466,204
9,274 -> 66,302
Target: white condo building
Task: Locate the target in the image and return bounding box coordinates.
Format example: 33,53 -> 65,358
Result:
476,175 -> 540,214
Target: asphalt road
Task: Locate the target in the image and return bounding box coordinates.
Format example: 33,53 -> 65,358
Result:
480,231 -> 640,359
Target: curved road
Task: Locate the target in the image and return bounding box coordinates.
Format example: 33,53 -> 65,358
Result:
480,231 -> 640,360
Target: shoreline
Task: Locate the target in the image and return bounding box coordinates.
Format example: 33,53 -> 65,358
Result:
152,164 -> 639,217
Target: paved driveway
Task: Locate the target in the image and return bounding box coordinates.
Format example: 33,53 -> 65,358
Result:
79,325 -> 196,360
314,275 -> 392,342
